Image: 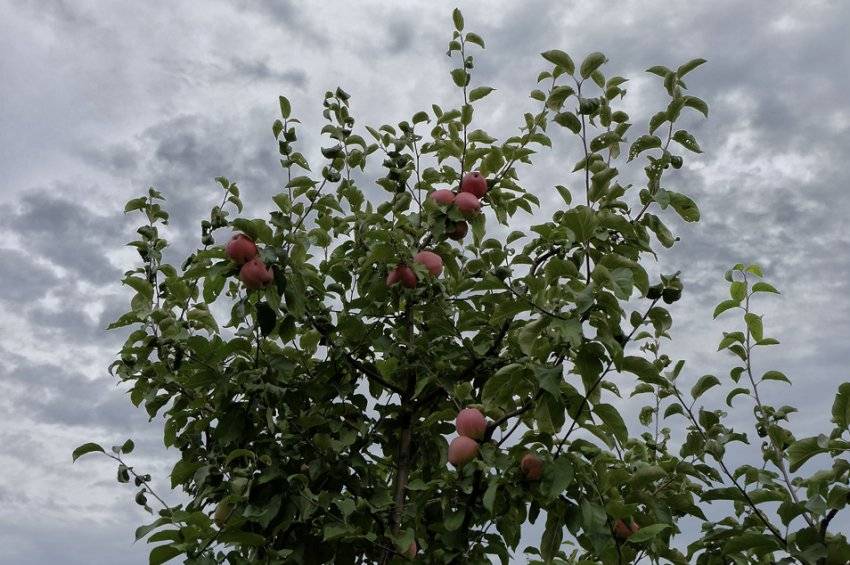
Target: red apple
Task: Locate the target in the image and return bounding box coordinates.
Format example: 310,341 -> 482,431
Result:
460,171 -> 488,198
386,265 -> 417,289
612,518 -> 640,540
520,453 -> 544,481
430,189 -> 455,205
448,436 -> 479,467
240,258 -> 273,290
405,540 -> 417,559
225,233 -> 258,265
447,221 -> 468,240
413,250 -> 443,277
454,192 -> 481,216
455,408 -> 487,440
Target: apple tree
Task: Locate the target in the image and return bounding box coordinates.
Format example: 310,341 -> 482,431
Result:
74,9 -> 850,564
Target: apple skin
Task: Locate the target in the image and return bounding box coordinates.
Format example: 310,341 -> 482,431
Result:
447,220 -> 468,240
520,453 -> 544,481
448,436 -> 479,467
430,189 -> 455,205
387,265 -> 417,288
454,192 -> 481,216
239,258 -> 274,290
455,408 -> 487,440
413,250 -> 443,276
225,233 -> 258,265
405,541 -> 417,559
461,171 -> 488,198
612,518 -> 640,540
214,502 -> 234,527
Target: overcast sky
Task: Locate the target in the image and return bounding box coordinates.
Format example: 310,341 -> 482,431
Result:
1,1 -> 849,563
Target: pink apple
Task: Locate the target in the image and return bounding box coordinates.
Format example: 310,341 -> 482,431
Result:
454,192 -> 481,216
413,251 -> 443,277
429,189 -> 455,206
455,408 -> 487,440
386,265 -> 417,289
448,436 -> 479,467
460,171 -> 488,198
405,540 -> 417,559
613,518 -> 640,540
225,233 -> 258,265
520,453 -> 544,481
240,258 -> 273,290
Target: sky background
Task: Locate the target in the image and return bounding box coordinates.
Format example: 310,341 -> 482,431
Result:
1,1 -> 849,563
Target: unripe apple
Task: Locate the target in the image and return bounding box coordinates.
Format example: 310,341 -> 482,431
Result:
239,258 -> 273,290
447,220 -> 468,240
455,408 -> 487,440
386,265 -> 417,289
520,453 -> 544,481
214,501 -> 234,527
413,250 -> 443,277
405,540 -> 417,559
429,189 -> 455,206
612,518 -> 640,540
460,171 -> 488,198
447,436 -> 479,467
454,192 -> 481,216
225,233 -> 258,265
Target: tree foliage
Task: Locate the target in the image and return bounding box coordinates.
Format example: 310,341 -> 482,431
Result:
75,10 -> 850,565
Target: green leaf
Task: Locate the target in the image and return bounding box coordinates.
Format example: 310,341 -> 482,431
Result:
72,442 -> 104,462
579,52 -> 607,79
744,312 -> 763,341
469,86 -> 495,102
729,281 -> 747,301
217,530 -> 267,546
761,370 -> 790,385
667,191 -> 700,222
691,374 -> 720,400
540,511 -> 564,563
832,383 -> 850,431
713,299 -> 739,318
278,96 -> 291,119
466,32 -> 485,48
121,439 -> 135,454
722,533 -> 781,555
541,457 -> 574,500
648,111 -> 667,134
256,302 -> 277,337
726,387 -> 750,407
452,8 -> 464,31
683,95 -> 709,117
593,404 -> 628,443
518,319 -> 545,356
541,50 -> 575,74
450,68 -> 469,88
149,544 -> 181,565
646,65 -> 672,77
622,356 -> 667,387
752,282 -> 780,294
482,480 -> 499,512
788,437 -> 827,473
677,58 -> 707,77
553,111 -> 581,134
628,135 -> 662,161
627,523 -> 671,543
672,130 -> 702,153
663,403 -> 684,419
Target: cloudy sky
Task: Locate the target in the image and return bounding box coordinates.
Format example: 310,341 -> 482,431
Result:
1,1 -> 849,563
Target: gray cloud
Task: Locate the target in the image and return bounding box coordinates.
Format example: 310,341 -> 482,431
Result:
2,0 -> 849,562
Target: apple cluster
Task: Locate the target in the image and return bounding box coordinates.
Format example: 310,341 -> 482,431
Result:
429,170 -> 487,241
447,407 -> 546,482
225,233 -> 274,290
